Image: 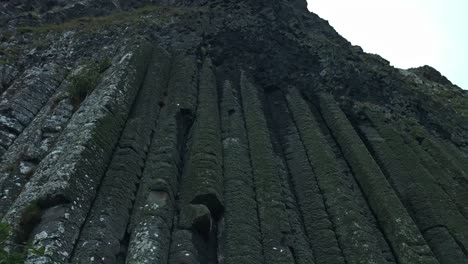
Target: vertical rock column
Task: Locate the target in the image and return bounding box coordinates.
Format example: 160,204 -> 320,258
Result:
397,121 -> 468,220
0,63 -> 65,157
360,109 -> 468,264
0,95 -> 73,218
316,93 -> 439,264
282,88 -> 390,264
125,54 -> 199,264
272,88 -> 343,264
220,80 -> 263,264
2,41 -> 153,264
240,72 -> 295,264
274,153 -> 316,264
264,90 -> 317,264
70,46 -> 171,264
419,134 -> 468,192
125,101 -> 176,264
179,58 -> 224,216
435,139 -> 468,175
170,58 -> 223,264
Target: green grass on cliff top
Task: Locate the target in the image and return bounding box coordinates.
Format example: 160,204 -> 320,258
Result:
17,5 -> 186,34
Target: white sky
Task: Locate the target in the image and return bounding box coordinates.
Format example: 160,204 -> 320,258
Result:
307,0 -> 468,89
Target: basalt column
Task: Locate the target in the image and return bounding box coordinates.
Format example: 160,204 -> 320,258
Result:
71,46 -> 171,264
126,52 -> 198,264
240,72 -> 295,264
220,79 -> 263,264
2,41 -> 153,263
316,93 -> 439,264
357,108 -> 468,264
280,88 -> 393,264
169,58 -> 223,264
1,0 -> 468,263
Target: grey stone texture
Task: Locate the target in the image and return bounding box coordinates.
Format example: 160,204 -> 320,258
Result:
0,1 -> 467,263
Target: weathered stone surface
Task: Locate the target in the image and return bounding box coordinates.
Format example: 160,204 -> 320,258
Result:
240,72 -> 295,264
359,109 -> 468,264
275,155 -> 315,264
179,204 -> 212,234
220,80 -> 263,264
318,93 -> 439,264
71,46 -> 171,264
0,63 -> 64,156
126,190 -> 174,264
0,1 -> 467,264
169,229 -> 201,264
282,88 -> 389,264
2,41 -> 152,263
125,52 -> 198,264
0,95 -> 73,218
180,58 -> 224,217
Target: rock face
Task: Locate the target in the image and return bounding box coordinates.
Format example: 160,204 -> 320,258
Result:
0,0 -> 467,263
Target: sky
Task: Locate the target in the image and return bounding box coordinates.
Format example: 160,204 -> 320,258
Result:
306,0 -> 468,90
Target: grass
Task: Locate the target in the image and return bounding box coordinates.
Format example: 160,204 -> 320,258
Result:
0,32 -> 13,42
431,89 -> 468,117
0,222 -> 25,264
17,5 -> 186,34
67,57 -> 112,109
452,97 -> 468,117
0,47 -> 22,65
409,80 -> 468,118
0,222 -> 45,264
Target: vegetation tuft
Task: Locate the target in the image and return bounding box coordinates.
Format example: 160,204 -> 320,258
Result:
68,57 -> 111,109
0,223 -> 45,264
17,5 -> 186,34
431,89 -> 468,117
0,47 -> 22,65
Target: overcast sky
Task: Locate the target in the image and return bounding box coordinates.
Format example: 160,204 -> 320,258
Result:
307,0 -> 468,89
